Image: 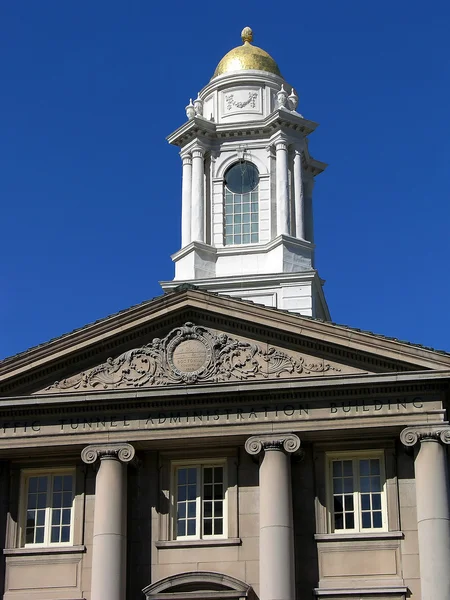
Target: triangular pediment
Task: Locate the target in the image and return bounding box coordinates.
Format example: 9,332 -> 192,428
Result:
1,288 -> 449,397
34,321 -> 358,395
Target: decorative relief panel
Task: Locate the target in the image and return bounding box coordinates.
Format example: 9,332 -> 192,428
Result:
220,87 -> 262,117
40,323 -> 341,393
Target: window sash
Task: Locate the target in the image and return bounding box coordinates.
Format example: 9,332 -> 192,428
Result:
173,462 -> 226,540
22,470 -> 75,547
224,187 -> 259,246
327,452 -> 387,534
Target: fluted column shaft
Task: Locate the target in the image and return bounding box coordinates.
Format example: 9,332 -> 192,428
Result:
191,146 -> 205,242
401,426 -> 450,600
181,153 -> 192,247
293,147 -> 305,240
275,140 -> 290,236
303,175 -> 314,243
245,433 -> 300,600
81,443 -> 135,600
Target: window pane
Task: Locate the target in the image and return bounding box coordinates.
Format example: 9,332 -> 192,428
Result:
361,511 -> 372,528
332,462 -> 342,477
334,514 -> 343,529
359,459 -> 370,476
187,520 -> 196,536
344,495 -> 354,511
188,485 -> 196,500
372,494 -> 382,510
373,512 -> 383,528
343,461 -> 353,477
177,520 -> 186,537
345,513 -> 354,529
204,502 -> 212,518
61,526 -> 70,542
343,478 -> 353,493
187,468 -> 197,484
215,519 -> 223,535
204,520 -> 212,535
187,502 -> 196,518
53,476 -> 62,493
35,528 -> 44,544
224,162 -> 259,194
38,477 -> 48,492
361,494 -> 370,510
370,459 -> 380,475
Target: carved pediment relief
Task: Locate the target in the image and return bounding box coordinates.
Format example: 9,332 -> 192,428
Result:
38,322 -> 348,394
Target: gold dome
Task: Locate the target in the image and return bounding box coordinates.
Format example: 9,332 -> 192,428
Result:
212,27 -> 281,79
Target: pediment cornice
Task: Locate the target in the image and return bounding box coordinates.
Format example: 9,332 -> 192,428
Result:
1,289 -> 450,397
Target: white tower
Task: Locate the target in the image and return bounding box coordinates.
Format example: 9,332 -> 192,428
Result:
161,27 -> 330,320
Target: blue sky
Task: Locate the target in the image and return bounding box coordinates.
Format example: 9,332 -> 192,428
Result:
1,0 -> 449,359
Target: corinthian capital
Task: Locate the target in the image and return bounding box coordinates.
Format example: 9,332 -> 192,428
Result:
81,443 -> 136,465
245,433 -> 301,456
400,425 -> 450,447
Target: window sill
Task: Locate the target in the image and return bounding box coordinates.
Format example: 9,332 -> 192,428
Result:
315,531 -> 403,542
155,538 -> 241,549
4,545 -> 86,556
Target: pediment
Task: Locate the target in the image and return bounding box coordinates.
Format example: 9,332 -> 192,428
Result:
1,288 -> 449,397
35,321 -> 358,394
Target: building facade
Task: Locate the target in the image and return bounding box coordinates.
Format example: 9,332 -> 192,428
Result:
1,27 -> 450,600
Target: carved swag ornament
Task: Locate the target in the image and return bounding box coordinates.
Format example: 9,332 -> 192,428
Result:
45,322 -> 340,392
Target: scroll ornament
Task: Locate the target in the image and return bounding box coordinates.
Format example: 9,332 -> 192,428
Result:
45,322 -> 340,393
400,426 -> 450,446
245,433 -> 301,455
81,443 -> 135,464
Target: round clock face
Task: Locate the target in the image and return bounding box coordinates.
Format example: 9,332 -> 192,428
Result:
225,161 -> 259,194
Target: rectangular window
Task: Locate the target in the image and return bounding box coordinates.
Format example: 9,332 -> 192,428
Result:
22,470 -> 75,546
173,462 -> 226,540
327,452 -> 387,533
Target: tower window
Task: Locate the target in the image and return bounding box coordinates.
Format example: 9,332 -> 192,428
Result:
224,161 -> 259,245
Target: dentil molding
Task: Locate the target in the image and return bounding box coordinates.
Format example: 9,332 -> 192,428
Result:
43,322 -> 340,393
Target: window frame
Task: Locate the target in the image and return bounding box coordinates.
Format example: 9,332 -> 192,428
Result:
223,160 -> 260,246
326,450 -> 388,534
19,468 -> 76,548
171,459 -> 228,541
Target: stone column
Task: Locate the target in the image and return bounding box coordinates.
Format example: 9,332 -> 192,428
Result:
303,175 -> 314,244
275,139 -> 290,236
81,443 -> 135,600
191,146 -> 205,243
293,147 -> 305,240
181,152 -> 192,247
245,433 -> 300,600
400,426 -> 450,600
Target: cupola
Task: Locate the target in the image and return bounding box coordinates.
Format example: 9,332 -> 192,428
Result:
162,27 -> 330,320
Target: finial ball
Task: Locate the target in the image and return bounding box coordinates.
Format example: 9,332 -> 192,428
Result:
241,27 -> 253,44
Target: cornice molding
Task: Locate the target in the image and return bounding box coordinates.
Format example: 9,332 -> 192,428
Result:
2,288 -> 450,395
245,433 -> 301,455
81,442 -> 135,464
400,425 -> 450,446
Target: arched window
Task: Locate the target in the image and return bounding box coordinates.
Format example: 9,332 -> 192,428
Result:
224,161 -> 259,245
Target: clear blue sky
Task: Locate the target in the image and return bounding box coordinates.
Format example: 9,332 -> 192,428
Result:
1,0 -> 449,360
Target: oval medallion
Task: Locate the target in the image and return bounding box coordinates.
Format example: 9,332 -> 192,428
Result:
172,339 -> 208,373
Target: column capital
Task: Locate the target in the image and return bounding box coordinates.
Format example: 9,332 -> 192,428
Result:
180,152 -> 192,165
191,145 -> 206,159
81,443 -> 136,465
274,139 -> 289,152
400,425 -> 450,447
245,433 -> 301,456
